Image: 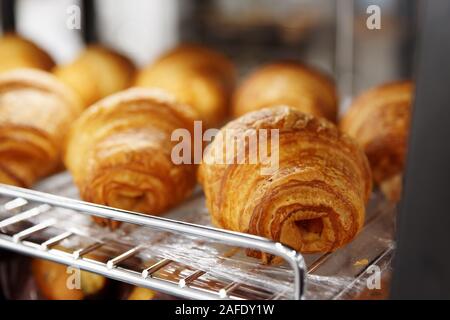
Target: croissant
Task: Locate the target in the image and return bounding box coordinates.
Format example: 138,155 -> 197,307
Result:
127,287 -> 157,300
199,106 -> 371,260
135,44 -> 235,128
53,45 -> 135,107
0,33 -> 55,73
0,69 -> 82,187
232,61 -> 338,122
126,287 -> 177,300
65,88 -> 197,228
32,259 -> 108,300
340,81 -> 413,202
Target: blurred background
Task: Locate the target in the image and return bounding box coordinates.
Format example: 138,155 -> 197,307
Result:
0,0 -> 420,112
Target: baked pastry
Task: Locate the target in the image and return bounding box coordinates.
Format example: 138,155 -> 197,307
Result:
65,88 -> 197,228
199,106 -> 371,261
0,69 -> 82,187
127,287 -> 157,300
135,44 -> 235,128
339,81 -> 413,202
0,33 -> 55,73
32,259 -> 107,300
123,286 -> 177,300
232,61 -> 338,122
53,45 -> 135,107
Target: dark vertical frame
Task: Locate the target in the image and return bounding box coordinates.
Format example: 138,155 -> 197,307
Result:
391,0 -> 450,299
1,0 -> 16,32
397,0 -> 419,78
81,0 -> 97,44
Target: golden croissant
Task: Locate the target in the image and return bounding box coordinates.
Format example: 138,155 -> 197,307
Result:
0,33 -> 55,73
32,258 -> 108,300
65,88 -> 197,228
135,44 -> 235,128
199,106 -> 371,260
232,61 -> 338,122
340,81 -> 413,202
0,69 -> 82,187
53,45 -> 135,107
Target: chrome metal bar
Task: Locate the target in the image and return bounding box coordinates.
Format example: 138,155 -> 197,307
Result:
0,183 -> 306,299
73,242 -> 103,259
41,231 -> 73,250
2,197 -> 27,211
179,270 -> 205,288
0,204 -> 50,229
12,219 -> 55,242
0,234 -> 222,300
219,281 -> 241,298
106,246 -> 141,269
141,258 -> 172,278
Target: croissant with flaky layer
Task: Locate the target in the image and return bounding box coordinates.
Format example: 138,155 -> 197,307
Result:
65,88 -> 197,228
199,107 -> 371,260
0,69 -> 82,187
340,81 -> 413,202
53,45 -> 135,107
232,61 -> 338,122
0,33 -> 55,73
135,44 -> 235,128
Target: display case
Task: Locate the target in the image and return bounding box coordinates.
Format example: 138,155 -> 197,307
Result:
0,0 -> 449,300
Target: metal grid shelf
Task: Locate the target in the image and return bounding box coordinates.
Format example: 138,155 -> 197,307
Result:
0,181 -> 306,300
0,172 -> 396,300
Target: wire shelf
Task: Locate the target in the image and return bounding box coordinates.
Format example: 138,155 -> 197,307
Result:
0,174 -> 306,300
0,172 -> 396,300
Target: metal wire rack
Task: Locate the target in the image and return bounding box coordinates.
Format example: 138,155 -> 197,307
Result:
0,172 -> 396,300
0,176 -> 306,300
